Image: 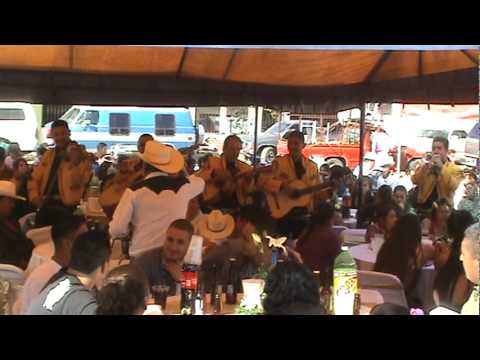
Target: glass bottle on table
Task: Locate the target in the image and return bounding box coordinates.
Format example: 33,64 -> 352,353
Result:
210,263 -> 218,306
213,284 -> 223,315
226,258 -> 238,305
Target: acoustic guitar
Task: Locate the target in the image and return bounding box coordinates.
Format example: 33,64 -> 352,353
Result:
266,179 -> 332,219
203,165 -> 272,206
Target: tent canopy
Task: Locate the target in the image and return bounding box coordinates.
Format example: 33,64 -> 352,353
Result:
0,45 -> 477,110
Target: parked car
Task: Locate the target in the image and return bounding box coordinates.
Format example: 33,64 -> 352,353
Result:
0,102 -> 39,151
43,106 -> 198,152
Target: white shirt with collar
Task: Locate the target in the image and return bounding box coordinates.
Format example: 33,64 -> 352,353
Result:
109,172 -> 205,257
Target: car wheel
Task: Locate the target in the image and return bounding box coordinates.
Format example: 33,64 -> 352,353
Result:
260,147 -> 276,165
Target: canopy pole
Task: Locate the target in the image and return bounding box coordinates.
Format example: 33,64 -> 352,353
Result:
358,103 -> 366,210
253,105 -> 259,166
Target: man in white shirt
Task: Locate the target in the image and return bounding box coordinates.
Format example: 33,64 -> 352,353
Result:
109,141 -> 211,258
13,214 -> 87,314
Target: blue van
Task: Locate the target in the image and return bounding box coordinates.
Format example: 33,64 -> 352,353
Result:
42,106 -> 197,151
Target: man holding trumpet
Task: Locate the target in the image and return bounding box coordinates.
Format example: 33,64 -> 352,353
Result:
412,136 -> 463,218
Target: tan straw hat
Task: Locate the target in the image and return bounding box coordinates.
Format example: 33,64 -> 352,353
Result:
138,140 -> 185,175
0,181 -> 26,201
198,210 -> 235,241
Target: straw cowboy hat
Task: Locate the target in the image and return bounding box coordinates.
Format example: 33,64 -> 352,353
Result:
138,140 -> 185,175
0,181 -> 26,201
198,210 -> 235,241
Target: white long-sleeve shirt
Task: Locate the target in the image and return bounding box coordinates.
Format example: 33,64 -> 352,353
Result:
109,172 -> 205,257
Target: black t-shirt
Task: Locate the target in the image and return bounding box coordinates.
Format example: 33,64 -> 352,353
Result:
44,149 -> 65,199
26,273 -> 97,315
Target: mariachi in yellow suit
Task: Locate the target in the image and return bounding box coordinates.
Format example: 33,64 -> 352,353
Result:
258,154 -> 323,214
200,155 -> 256,208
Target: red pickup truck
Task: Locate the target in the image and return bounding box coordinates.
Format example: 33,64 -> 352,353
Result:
277,122 -> 424,171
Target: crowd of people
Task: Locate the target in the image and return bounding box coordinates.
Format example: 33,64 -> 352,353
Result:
0,119 -> 478,315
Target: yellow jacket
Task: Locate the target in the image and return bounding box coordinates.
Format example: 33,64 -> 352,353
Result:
28,148 -> 93,207
412,161 -> 463,206
200,156 -> 255,206
99,157 -> 144,208
259,155 -> 321,211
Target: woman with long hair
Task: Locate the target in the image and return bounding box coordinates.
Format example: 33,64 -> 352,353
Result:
365,202 -> 401,243
357,184 -> 393,229
374,214 -> 429,308
433,210 -> 475,312
421,198 -> 451,241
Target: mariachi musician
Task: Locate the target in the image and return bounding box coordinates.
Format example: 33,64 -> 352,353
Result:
259,130 -> 330,238
198,135 -> 260,215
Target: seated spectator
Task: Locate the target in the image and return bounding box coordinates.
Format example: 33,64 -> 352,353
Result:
374,214 -> 433,308
453,170 -> 477,209
262,260 -> 326,315
0,148 -> 13,180
421,198 -> 451,241
198,210 -> 236,261
0,181 -> 33,270
353,152 -> 376,178
4,143 -> 23,170
319,163 -> 331,183
433,210 -> 475,312
133,219 -> 194,296
460,223 -> 479,315
96,264 -> 150,315
357,184 -> 393,229
393,185 -> 416,215
352,176 -> 375,210
216,206 -> 301,285
457,182 -> 480,222
26,229 -> 111,315
365,202 -> 401,244
13,214 -> 87,314
296,202 -> 341,287
372,153 -> 396,190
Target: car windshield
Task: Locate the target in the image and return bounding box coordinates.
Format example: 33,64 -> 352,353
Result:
468,122 -> 479,139
60,107 -> 81,122
417,129 -> 449,138
264,121 -> 291,135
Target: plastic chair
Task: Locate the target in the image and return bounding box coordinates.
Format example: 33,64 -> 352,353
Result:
358,270 -> 408,308
0,265 -> 26,315
0,264 -> 26,286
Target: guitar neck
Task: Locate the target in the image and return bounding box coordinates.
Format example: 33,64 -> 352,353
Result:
297,183 -> 332,196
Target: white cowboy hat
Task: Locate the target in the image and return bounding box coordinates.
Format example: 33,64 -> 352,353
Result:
375,153 -> 395,169
198,210 -> 235,241
0,181 -> 26,201
137,140 -> 185,175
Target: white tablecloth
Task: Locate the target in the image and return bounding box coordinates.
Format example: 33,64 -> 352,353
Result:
343,229 -> 367,246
